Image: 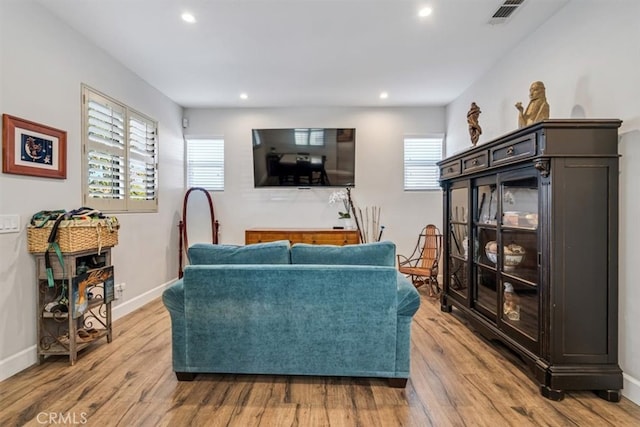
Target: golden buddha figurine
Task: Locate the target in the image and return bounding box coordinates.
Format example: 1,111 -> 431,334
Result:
515,81 -> 550,128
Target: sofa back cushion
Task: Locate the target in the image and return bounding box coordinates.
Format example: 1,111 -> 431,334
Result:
290,241 -> 396,266
188,240 -> 291,265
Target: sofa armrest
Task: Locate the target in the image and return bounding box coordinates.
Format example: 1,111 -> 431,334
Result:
163,278 -> 184,312
396,272 -> 420,316
162,279 -> 187,370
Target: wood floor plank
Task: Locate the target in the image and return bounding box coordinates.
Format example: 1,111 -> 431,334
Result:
1,288 -> 640,426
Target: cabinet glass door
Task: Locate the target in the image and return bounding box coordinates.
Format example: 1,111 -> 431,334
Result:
474,182 -> 498,320
499,174 -> 540,350
448,186 -> 468,299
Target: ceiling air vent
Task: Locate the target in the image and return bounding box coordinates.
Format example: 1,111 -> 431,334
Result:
489,0 -> 525,25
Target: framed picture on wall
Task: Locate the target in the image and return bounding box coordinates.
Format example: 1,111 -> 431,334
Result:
336,128 -> 354,143
2,114 -> 67,179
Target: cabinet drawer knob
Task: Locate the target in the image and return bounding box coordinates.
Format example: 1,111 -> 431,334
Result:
448,167 -> 454,172
472,159 -> 479,166
506,146 -> 515,156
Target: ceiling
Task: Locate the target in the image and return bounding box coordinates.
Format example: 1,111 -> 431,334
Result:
37,0 -> 570,108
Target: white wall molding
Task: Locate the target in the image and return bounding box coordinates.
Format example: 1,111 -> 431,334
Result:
623,374 -> 640,406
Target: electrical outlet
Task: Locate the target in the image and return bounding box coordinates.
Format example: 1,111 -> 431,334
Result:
114,283 -> 125,300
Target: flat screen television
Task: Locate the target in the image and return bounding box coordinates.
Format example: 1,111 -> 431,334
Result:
252,128 -> 355,187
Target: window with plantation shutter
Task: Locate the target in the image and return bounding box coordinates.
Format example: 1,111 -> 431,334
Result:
404,135 -> 444,191
82,85 -> 158,212
186,138 -> 224,191
294,128 -> 325,146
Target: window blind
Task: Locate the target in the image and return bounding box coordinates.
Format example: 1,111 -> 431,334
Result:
186,138 -> 224,191
404,136 -> 443,190
294,128 -> 325,146
82,85 -> 158,212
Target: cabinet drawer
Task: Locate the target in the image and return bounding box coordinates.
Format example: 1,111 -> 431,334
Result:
440,160 -> 461,179
300,232 -> 358,245
490,135 -> 537,166
461,151 -> 488,173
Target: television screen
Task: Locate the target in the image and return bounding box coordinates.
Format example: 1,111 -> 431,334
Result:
252,128 -> 355,187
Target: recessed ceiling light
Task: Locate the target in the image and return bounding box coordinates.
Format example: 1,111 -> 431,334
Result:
379,92 -> 389,99
240,93 -> 248,100
181,12 -> 196,23
418,7 -> 433,18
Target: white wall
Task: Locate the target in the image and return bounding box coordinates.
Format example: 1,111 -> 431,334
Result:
445,0 -> 640,404
0,1 -> 185,380
183,107 -> 445,257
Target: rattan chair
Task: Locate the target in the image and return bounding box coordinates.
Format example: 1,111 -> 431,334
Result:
397,225 -> 443,296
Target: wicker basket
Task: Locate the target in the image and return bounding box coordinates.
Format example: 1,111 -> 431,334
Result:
28,217 -> 119,253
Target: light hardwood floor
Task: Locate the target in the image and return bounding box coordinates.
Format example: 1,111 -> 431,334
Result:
1,289 -> 639,427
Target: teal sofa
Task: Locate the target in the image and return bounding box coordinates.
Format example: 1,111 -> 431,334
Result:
162,241 -> 420,387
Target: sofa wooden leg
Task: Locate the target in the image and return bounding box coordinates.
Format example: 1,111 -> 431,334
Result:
388,378 -> 408,388
175,372 -> 196,381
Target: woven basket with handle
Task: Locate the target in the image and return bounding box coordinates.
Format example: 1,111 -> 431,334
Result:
28,217 -> 119,253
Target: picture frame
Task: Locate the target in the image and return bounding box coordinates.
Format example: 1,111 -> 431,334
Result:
2,114 -> 67,179
336,128 -> 354,143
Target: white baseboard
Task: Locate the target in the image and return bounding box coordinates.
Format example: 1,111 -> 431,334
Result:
623,372 -> 640,405
111,278 -> 176,319
0,346 -> 38,383
0,278 -> 177,383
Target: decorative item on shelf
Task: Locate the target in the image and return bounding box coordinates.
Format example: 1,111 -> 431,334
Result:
504,211 -> 538,228
525,213 -> 538,227
503,282 -> 521,321
485,241 -> 525,270
329,188 -> 352,219
72,266 -> 113,319
467,102 -> 482,146
503,211 -> 522,226
515,81 -> 550,128
485,241 -> 498,264
27,208 -> 119,254
329,187 -> 355,229
342,187 -> 384,243
504,243 -> 526,270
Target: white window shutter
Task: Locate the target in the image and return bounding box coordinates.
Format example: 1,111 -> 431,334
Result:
128,112 -> 158,211
186,139 -> 224,191
85,93 -> 127,211
404,136 -> 443,190
82,85 -> 158,212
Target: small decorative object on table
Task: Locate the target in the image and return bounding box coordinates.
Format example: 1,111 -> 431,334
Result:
467,102 -> 482,146
515,81 -> 550,128
329,188 -> 351,219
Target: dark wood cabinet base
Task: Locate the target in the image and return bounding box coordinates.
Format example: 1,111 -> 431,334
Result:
596,389 -> 622,403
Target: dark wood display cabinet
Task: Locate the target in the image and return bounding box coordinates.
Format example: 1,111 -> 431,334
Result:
438,120 -> 623,402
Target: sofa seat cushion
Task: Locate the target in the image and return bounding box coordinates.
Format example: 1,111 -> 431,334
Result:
188,240 -> 291,265
291,241 -> 396,266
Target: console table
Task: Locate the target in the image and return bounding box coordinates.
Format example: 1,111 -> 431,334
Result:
245,228 -> 359,245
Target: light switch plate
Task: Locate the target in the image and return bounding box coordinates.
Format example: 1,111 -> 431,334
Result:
0,214 -> 21,234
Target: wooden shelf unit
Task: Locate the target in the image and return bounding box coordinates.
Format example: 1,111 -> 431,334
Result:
34,247 -> 114,365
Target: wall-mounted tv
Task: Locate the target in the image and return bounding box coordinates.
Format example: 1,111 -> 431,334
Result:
252,128 -> 355,188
